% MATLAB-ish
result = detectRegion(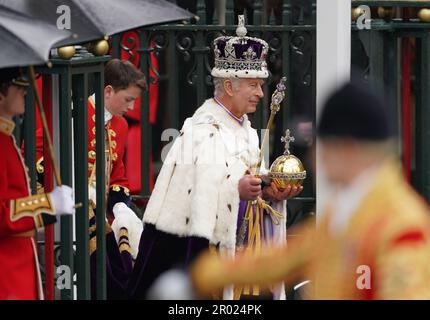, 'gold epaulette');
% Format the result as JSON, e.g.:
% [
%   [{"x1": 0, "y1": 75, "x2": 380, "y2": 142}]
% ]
[{"x1": 0, "y1": 117, "x2": 15, "y2": 136}]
